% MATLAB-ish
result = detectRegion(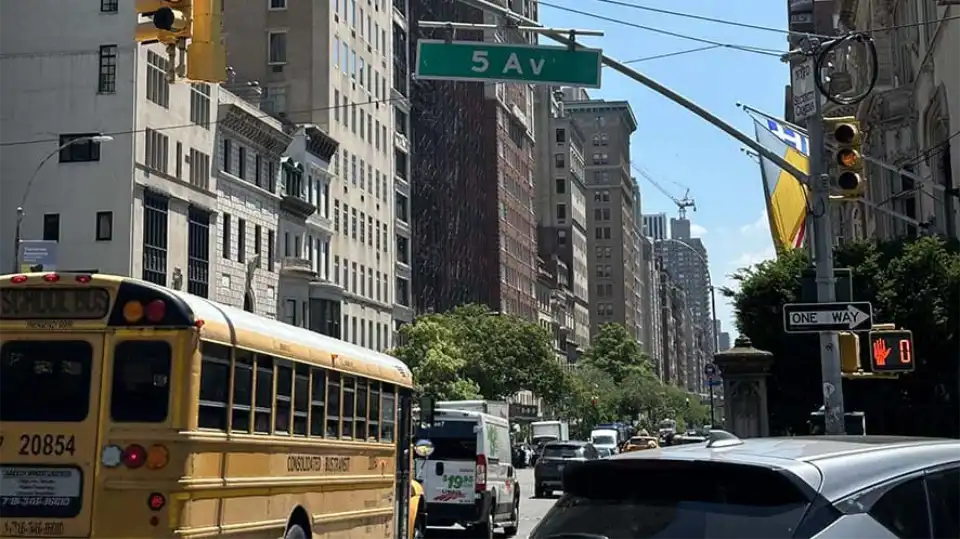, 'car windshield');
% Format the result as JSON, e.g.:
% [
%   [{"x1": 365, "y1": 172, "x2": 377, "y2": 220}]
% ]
[
  {"x1": 530, "y1": 459, "x2": 813, "y2": 539},
  {"x1": 592, "y1": 435, "x2": 616, "y2": 446}
]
